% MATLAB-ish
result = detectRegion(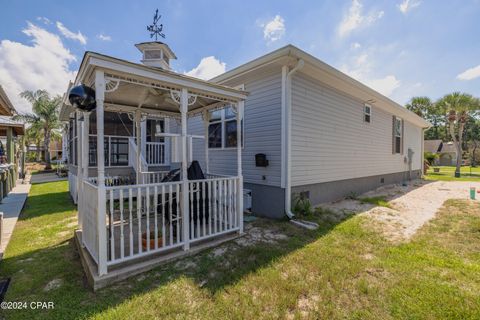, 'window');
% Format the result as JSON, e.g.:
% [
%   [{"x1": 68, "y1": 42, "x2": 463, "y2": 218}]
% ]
[
  {"x1": 208, "y1": 106, "x2": 243, "y2": 149},
  {"x1": 393, "y1": 116, "x2": 403, "y2": 154},
  {"x1": 364, "y1": 104, "x2": 371, "y2": 123},
  {"x1": 144, "y1": 50, "x2": 161, "y2": 59},
  {"x1": 110, "y1": 137, "x2": 129, "y2": 166}
]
